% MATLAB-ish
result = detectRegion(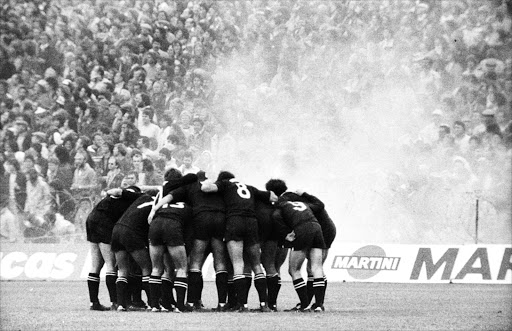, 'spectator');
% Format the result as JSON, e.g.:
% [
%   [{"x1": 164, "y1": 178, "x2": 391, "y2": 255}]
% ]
[
  {"x1": 23, "y1": 169, "x2": 52, "y2": 238},
  {"x1": 100, "y1": 156, "x2": 124, "y2": 192},
  {"x1": 70, "y1": 151, "x2": 97, "y2": 197},
  {"x1": 453, "y1": 121, "x2": 471, "y2": 154},
  {"x1": 137, "y1": 107, "x2": 160, "y2": 143},
  {"x1": 188, "y1": 118, "x2": 210, "y2": 156},
  {"x1": 177, "y1": 150, "x2": 200, "y2": 175}
]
